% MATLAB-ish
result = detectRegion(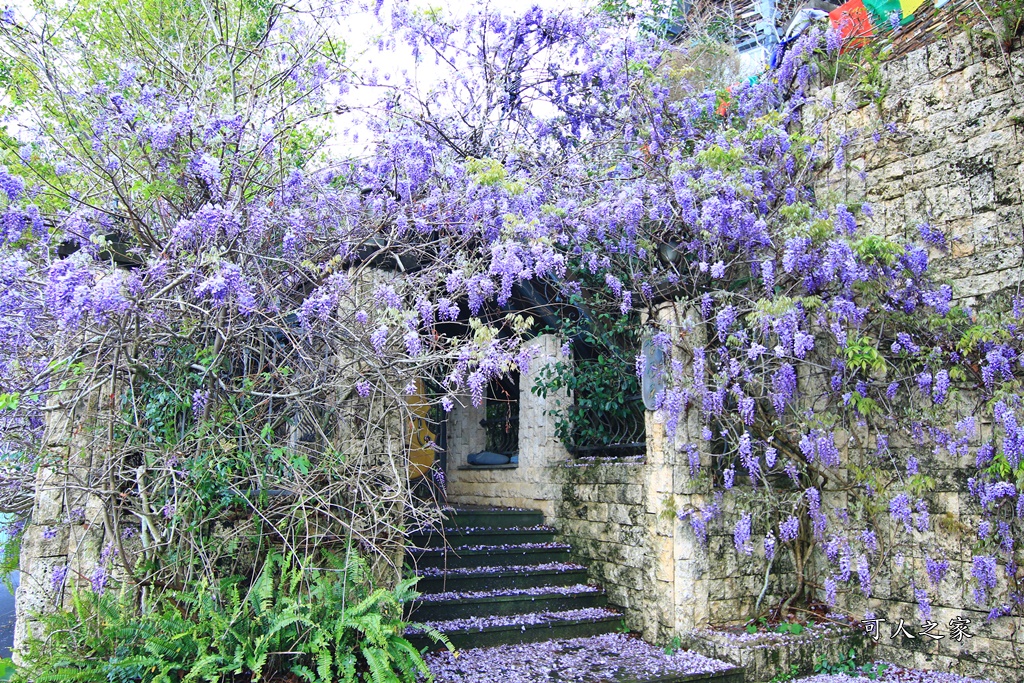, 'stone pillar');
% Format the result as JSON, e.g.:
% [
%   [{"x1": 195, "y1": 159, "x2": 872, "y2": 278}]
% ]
[
  {"x1": 445, "y1": 398, "x2": 487, "y2": 472},
  {"x1": 519, "y1": 334, "x2": 569, "y2": 469},
  {"x1": 644, "y1": 301, "x2": 711, "y2": 642},
  {"x1": 516, "y1": 334, "x2": 570, "y2": 520},
  {"x1": 15, "y1": 384, "x2": 111, "y2": 657}
]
